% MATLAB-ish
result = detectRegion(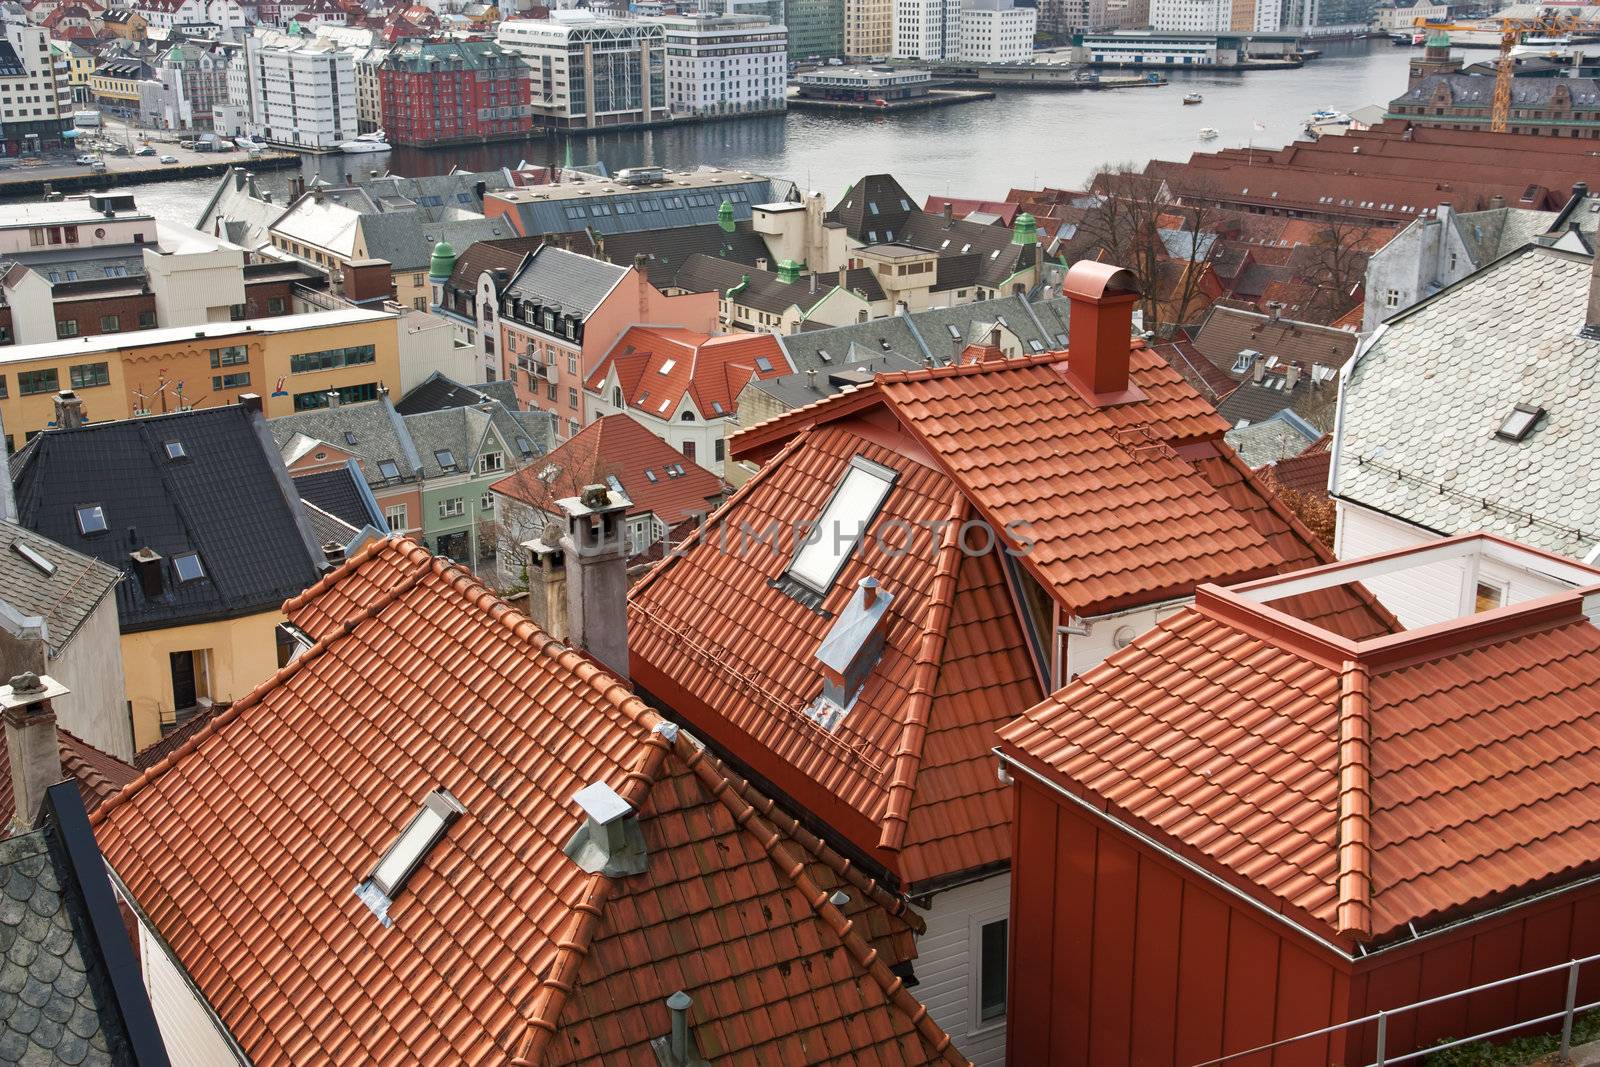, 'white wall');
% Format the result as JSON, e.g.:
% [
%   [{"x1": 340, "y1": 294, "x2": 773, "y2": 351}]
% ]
[
  {"x1": 141, "y1": 922, "x2": 244, "y2": 1066},
  {"x1": 913, "y1": 871, "x2": 1010, "y2": 1067},
  {"x1": 1062, "y1": 597, "x2": 1191, "y2": 681},
  {"x1": 50, "y1": 597, "x2": 132, "y2": 762}
]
